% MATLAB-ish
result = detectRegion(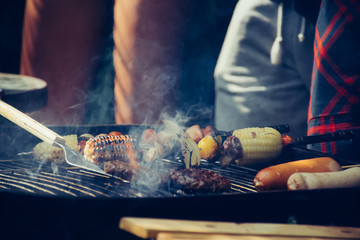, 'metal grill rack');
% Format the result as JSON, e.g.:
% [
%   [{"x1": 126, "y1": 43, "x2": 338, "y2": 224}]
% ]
[{"x1": 0, "y1": 156, "x2": 258, "y2": 198}]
